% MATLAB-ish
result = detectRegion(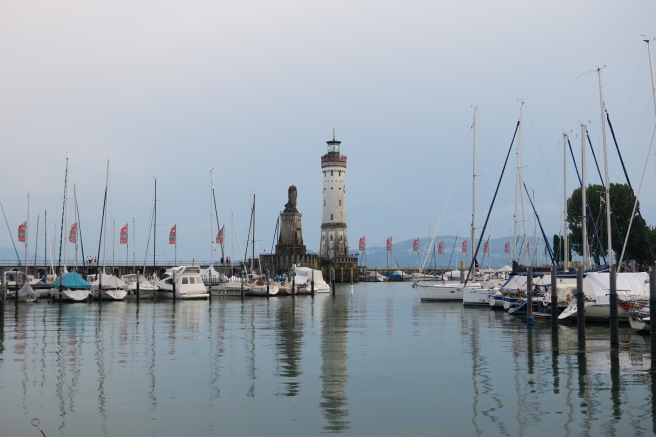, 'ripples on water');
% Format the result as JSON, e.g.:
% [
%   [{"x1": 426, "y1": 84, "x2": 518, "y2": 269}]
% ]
[{"x1": 0, "y1": 282, "x2": 655, "y2": 436}]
